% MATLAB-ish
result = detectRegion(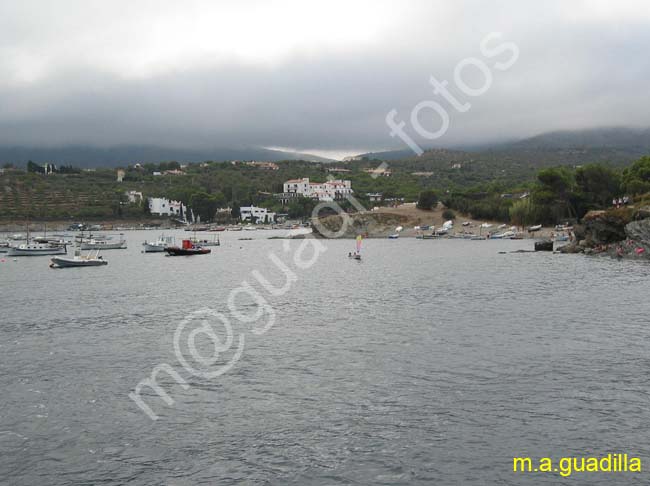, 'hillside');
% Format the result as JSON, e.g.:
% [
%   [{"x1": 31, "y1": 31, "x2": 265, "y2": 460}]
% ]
[
  {"x1": 0, "y1": 145, "x2": 333, "y2": 168},
  {"x1": 360, "y1": 127, "x2": 650, "y2": 164},
  {"x1": 348, "y1": 127, "x2": 650, "y2": 188}
]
